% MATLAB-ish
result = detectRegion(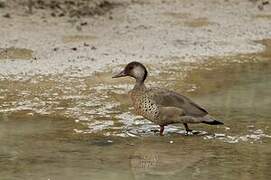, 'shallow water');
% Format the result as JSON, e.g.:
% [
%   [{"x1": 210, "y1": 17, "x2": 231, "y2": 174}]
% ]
[{"x1": 1, "y1": 51, "x2": 271, "y2": 179}]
